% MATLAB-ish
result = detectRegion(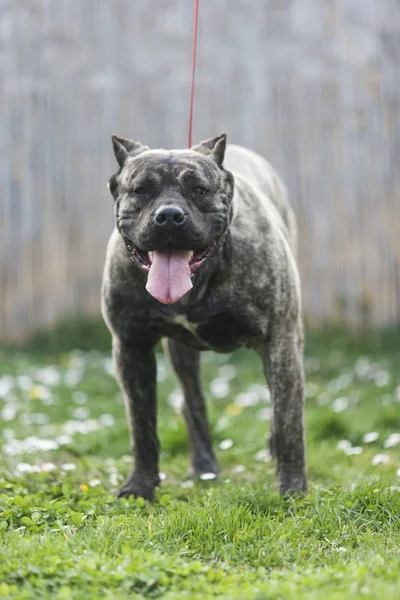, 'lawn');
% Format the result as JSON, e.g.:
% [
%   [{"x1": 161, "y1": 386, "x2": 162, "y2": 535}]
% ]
[{"x1": 0, "y1": 329, "x2": 400, "y2": 599}]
